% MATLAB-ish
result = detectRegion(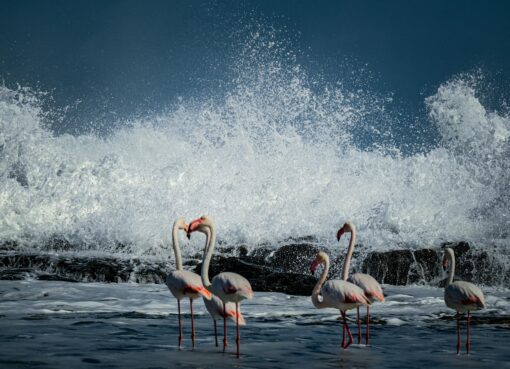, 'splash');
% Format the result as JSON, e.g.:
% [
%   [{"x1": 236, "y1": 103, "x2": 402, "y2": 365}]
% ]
[{"x1": 0, "y1": 36, "x2": 509, "y2": 259}]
